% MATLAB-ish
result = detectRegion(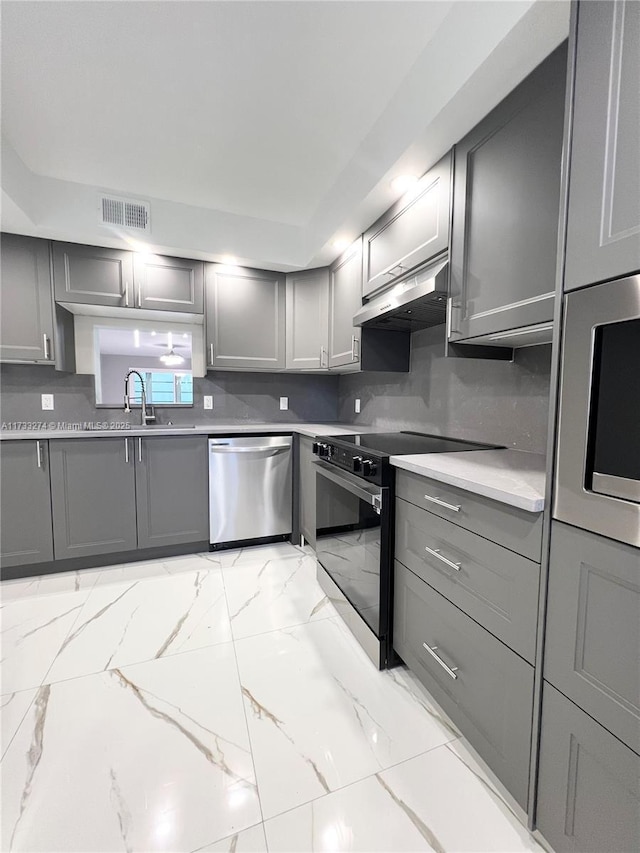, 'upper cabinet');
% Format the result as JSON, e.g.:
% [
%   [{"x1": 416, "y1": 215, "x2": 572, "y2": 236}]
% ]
[
  {"x1": 362, "y1": 153, "x2": 451, "y2": 298},
  {"x1": 53, "y1": 242, "x2": 134, "y2": 308},
  {"x1": 133, "y1": 253, "x2": 204, "y2": 313},
  {"x1": 205, "y1": 264, "x2": 286, "y2": 370},
  {"x1": 1, "y1": 234, "x2": 55, "y2": 363},
  {"x1": 328, "y1": 238, "x2": 362, "y2": 369},
  {"x1": 448, "y1": 44, "x2": 567, "y2": 346},
  {"x1": 53, "y1": 242, "x2": 204, "y2": 313},
  {"x1": 285, "y1": 268, "x2": 330, "y2": 370},
  {"x1": 564, "y1": 0, "x2": 640, "y2": 290}
]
